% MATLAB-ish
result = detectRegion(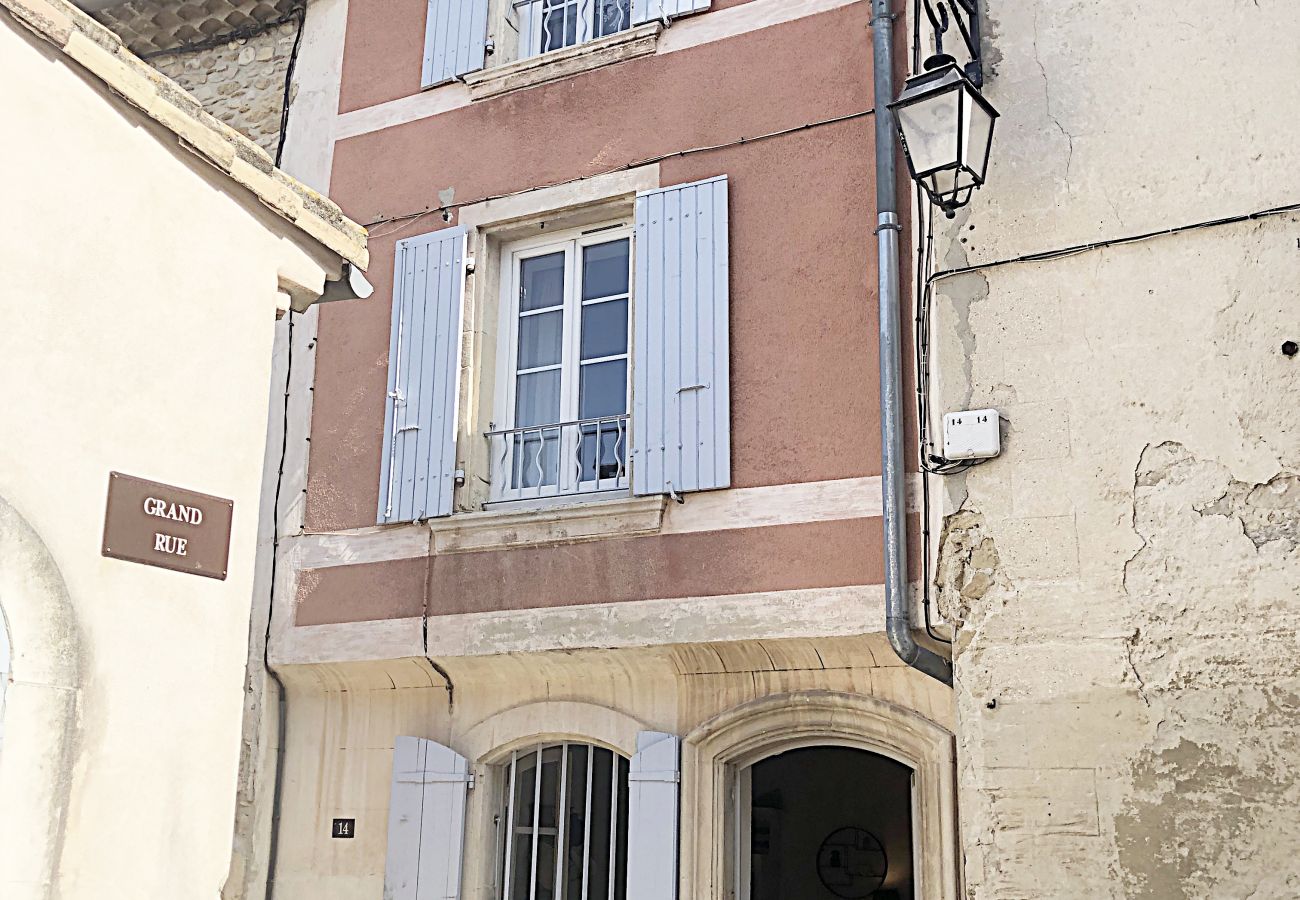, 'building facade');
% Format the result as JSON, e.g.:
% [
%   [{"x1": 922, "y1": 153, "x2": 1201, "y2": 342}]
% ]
[
  {"x1": 927, "y1": 1, "x2": 1300, "y2": 896},
  {"x1": 56, "y1": 0, "x2": 1300, "y2": 897},
  {"x1": 0, "y1": 1, "x2": 366, "y2": 897},
  {"x1": 247, "y1": 1, "x2": 957, "y2": 899}
]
